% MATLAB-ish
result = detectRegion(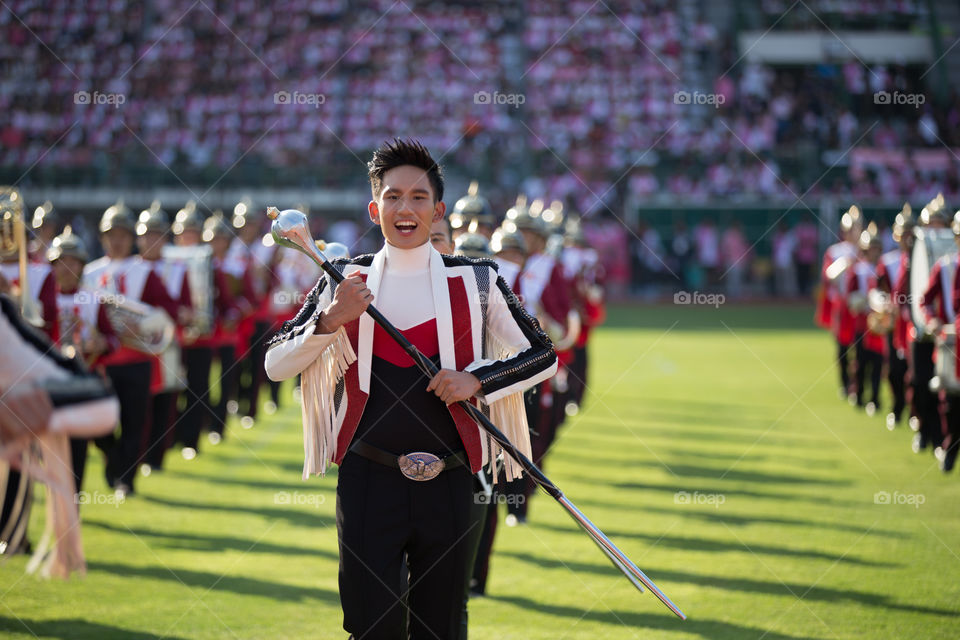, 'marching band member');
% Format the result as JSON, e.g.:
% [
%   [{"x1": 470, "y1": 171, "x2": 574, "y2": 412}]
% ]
[
  {"x1": 82, "y1": 201, "x2": 179, "y2": 496},
  {"x1": 136, "y1": 202, "x2": 191, "y2": 472},
  {"x1": 912, "y1": 199, "x2": 951, "y2": 454},
  {"x1": 1, "y1": 208, "x2": 56, "y2": 335},
  {"x1": 29, "y1": 201, "x2": 60, "y2": 263},
  {"x1": 504, "y1": 198, "x2": 573, "y2": 525},
  {"x1": 44, "y1": 228, "x2": 118, "y2": 494},
  {"x1": 430, "y1": 216, "x2": 454, "y2": 254},
  {"x1": 449, "y1": 181, "x2": 495, "y2": 241},
  {"x1": 176, "y1": 211, "x2": 242, "y2": 453},
  {"x1": 927, "y1": 211, "x2": 960, "y2": 472},
  {"x1": 491, "y1": 227, "x2": 526, "y2": 291},
  {"x1": 227, "y1": 200, "x2": 278, "y2": 425},
  {"x1": 564, "y1": 220, "x2": 606, "y2": 414},
  {"x1": 265, "y1": 139, "x2": 556, "y2": 639},
  {"x1": 816, "y1": 206, "x2": 862, "y2": 399},
  {"x1": 846, "y1": 225, "x2": 885, "y2": 415},
  {"x1": 876, "y1": 205, "x2": 914, "y2": 429}
]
